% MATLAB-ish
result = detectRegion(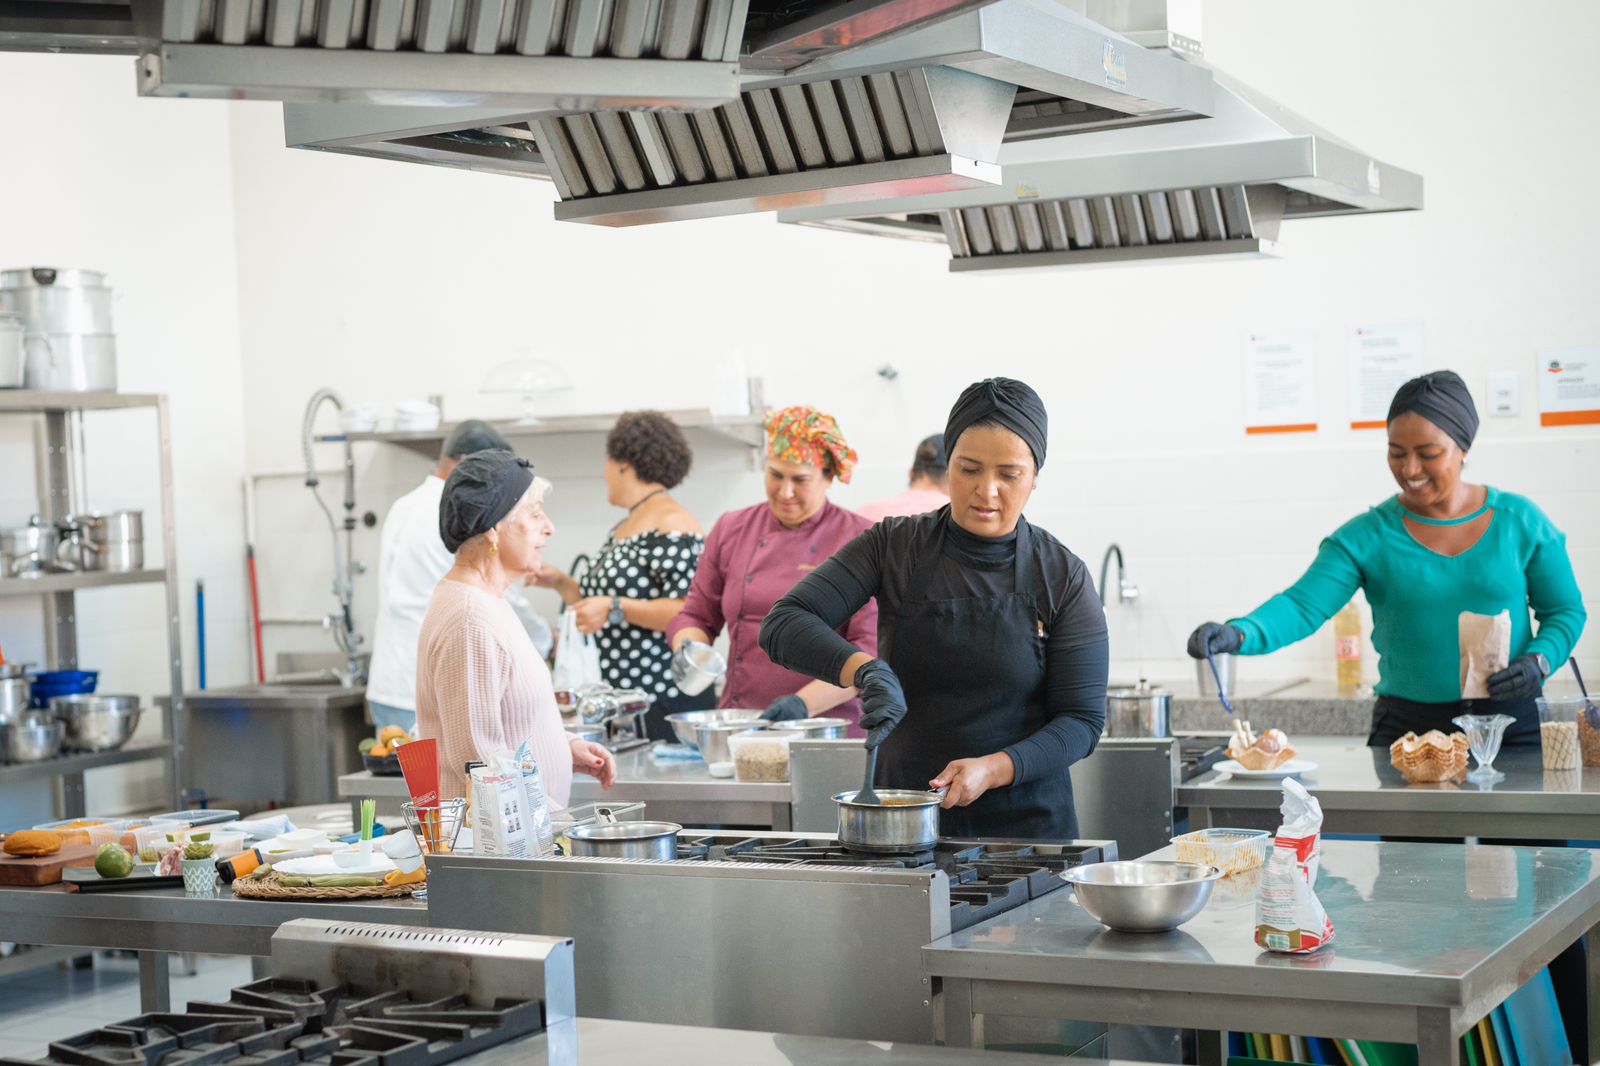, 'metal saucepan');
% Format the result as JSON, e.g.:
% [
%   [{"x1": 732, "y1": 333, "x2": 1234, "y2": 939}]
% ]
[
  {"x1": 0, "y1": 313, "x2": 22, "y2": 388},
  {"x1": 69, "y1": 511, "x2": 144, "y2": 572},
  {"x1": 832, "y1": 788, "x2": 946, "y2": 853},
  {"x1": 0, "y1": 676, "x2": 30, "y2": 726},
  {"x1": 565, "y1": 820, "x2": 682, "y2": 860},
  {"x1": 1105, "y1": 681, "x2": 1171, "y2": 738}
]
